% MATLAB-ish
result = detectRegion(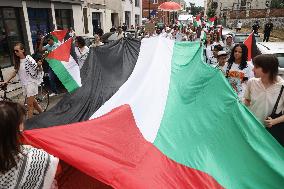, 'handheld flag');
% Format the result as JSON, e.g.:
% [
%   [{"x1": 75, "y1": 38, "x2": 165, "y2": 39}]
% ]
[
  {"x1": 50, "y1": 29, "x2": 68, "y2": 43},
  {"x1": 46, "y1": 38, "x2": 81, "y2": 93},
  {"x1": 244, "y1": 32, "x2": 258, "y2": 61}
]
